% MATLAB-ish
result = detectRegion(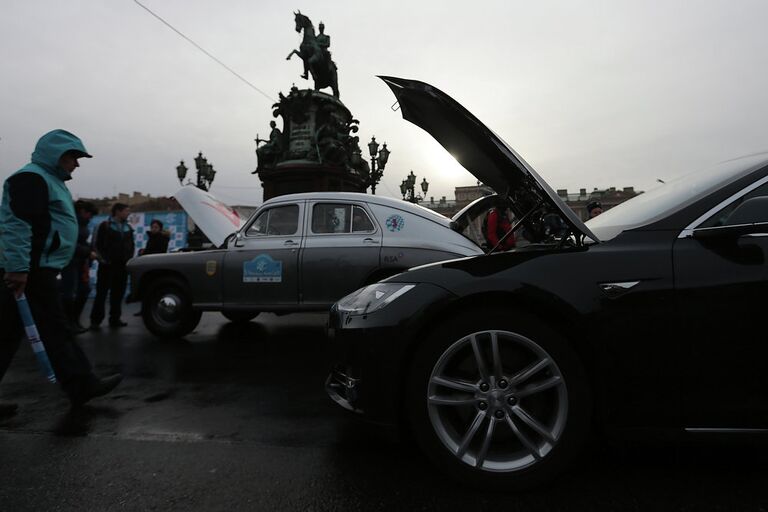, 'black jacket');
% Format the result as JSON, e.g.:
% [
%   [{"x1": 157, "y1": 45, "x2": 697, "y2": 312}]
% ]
[
  {"x1": 67, "y1": 215, "x2": 93, "y2": 269},
  {"x1": 94, "y1": 219, "x2": 134, "y2": 266},
  {"x1": 143, "y1": 231, "x2": 170, "y2": 255}
]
